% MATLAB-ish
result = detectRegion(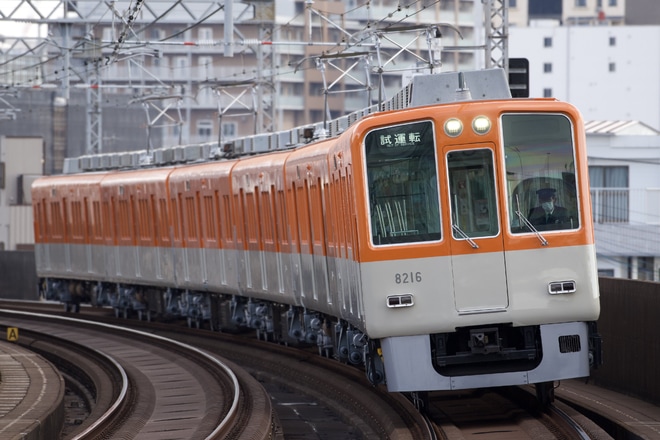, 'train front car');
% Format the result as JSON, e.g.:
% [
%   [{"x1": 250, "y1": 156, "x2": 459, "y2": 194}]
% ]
[{"x1": 350, "y1": 94, "x2": 600, "y2": 401}]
